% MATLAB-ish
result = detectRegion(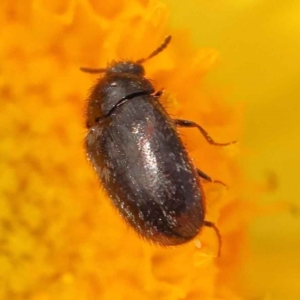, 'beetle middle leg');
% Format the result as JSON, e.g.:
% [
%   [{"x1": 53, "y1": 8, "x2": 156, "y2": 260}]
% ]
[
  {"x1": 197, "y1": 168, "x2": 227, "y2": 188},
  {"x1": 174, "y1": 119, "x2": 236, "y2": 146}
]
